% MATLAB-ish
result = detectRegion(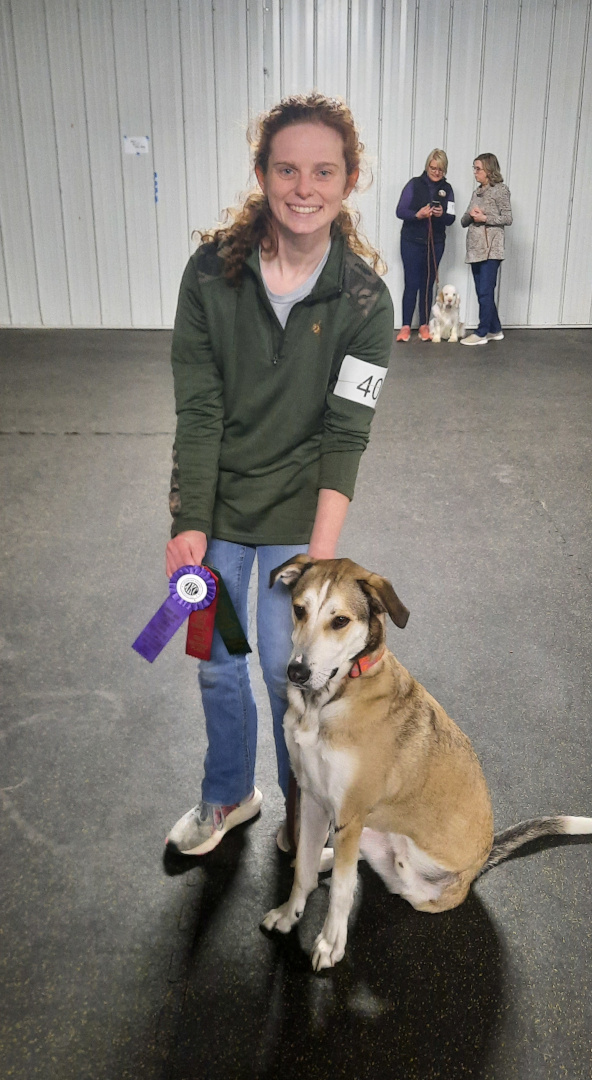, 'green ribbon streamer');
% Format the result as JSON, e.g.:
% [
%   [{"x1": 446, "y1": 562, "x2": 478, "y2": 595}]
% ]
[{"x1": 205, "y1": 564, "x2": 252, "y2": 655}]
